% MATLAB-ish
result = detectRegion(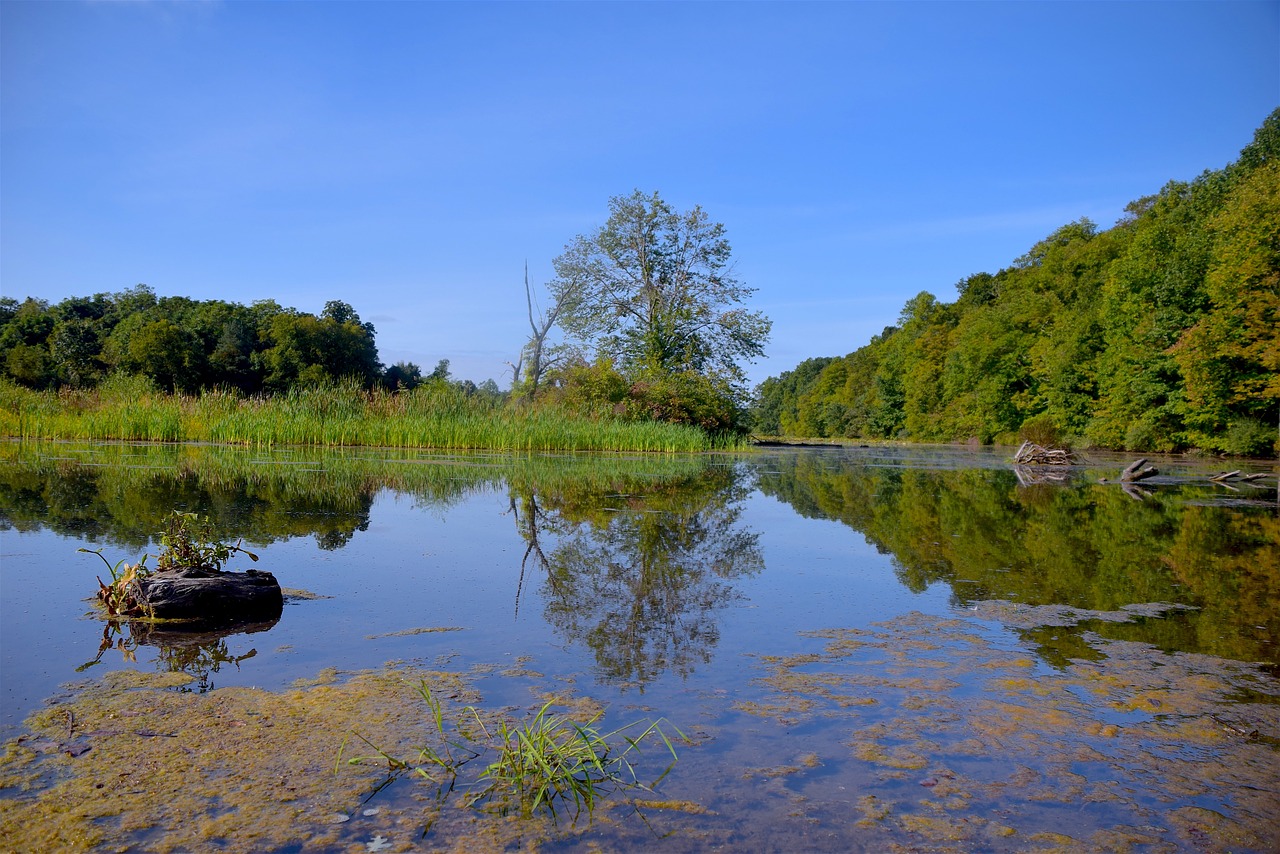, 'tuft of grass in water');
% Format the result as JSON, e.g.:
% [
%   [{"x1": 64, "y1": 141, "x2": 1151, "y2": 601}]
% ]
[{"x1": 341, "y1": 681, "x2": 683, "y2": 824}]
